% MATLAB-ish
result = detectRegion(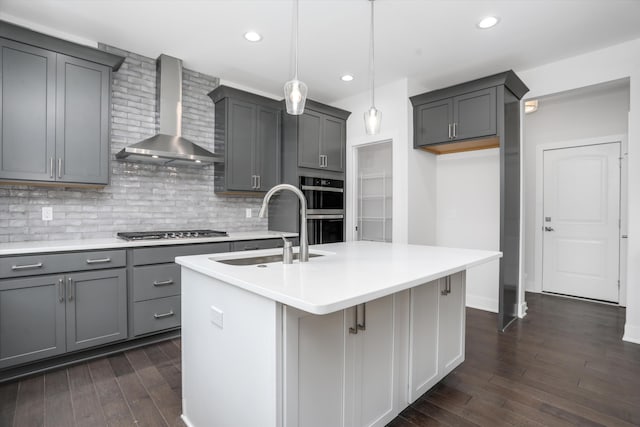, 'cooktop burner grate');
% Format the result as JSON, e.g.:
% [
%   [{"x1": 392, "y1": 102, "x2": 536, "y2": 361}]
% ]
[{"x1": 117, "y1": 229, "x2": 228, "y2": 241}]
